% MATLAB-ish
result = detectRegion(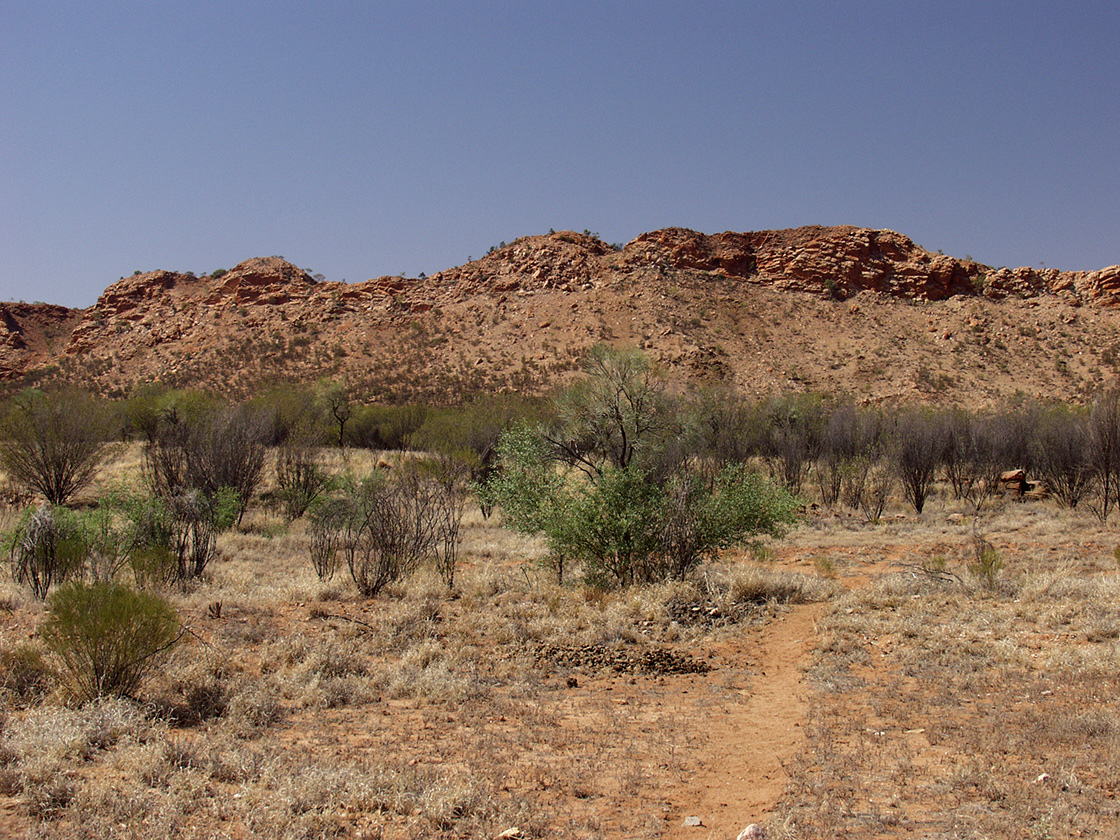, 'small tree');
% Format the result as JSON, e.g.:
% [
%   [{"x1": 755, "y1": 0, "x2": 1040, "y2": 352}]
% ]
[
  {"x1": 547, "y1": 345, "x2": 682, "y2": 477},
  {"x1": 0, "y1": 389, "x2": 111, "y2": 505},
  {"x1": 144, "y1": 403, "x2": 267, "y2": 523},
  {"x1": 320, "y1": 381, "x2": 352, "y2": 449},
  {"x1": 1089, "y1": 388, "x2": 1120, "y2": 521},
  {"x1": 1032, "y1": 405, "x2": 1093, "y2": 508},
  {"x1": 892, "y1": 410, "x2": 949, "y2": 514},
  {"x1": 40, "y1": 581, "x2": 180, "y2": 701},
  {"x1": 758, "y1": 394, "x2": 825, "y2": 496}
]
